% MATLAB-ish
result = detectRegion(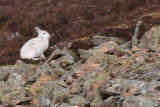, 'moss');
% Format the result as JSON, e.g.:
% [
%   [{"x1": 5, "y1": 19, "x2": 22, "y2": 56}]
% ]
[
  {"x1": 75, "y1": 37, "x2": 91, "y2": 44},
  {"x1": 90, "y1": 97, "x2": 103, "y2": 107},
  {"x1": 59, "y1": 80, "x2": 68, "y2": 88},
  {"x1": 95, "y1": 71, "x2": 107, "y2": 82},
  {"x1": 28, "y1": 86, "x2": 42, "y2": 93},
  {"x1": 68, "y1": 49, "x2": 80, "y2": 61},
  {"x1": 123, "y1": 85, "x2": 129, "y2": 93}
]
